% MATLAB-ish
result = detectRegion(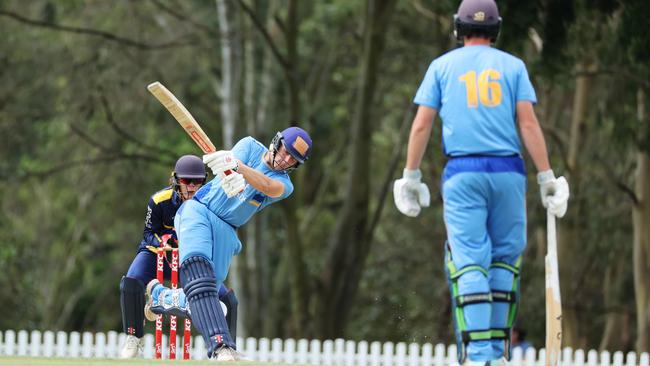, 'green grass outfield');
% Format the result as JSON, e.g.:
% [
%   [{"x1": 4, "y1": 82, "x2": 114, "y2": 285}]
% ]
[{"x1": 0, "y1": 357, "x2": 299, "y2": 366}]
